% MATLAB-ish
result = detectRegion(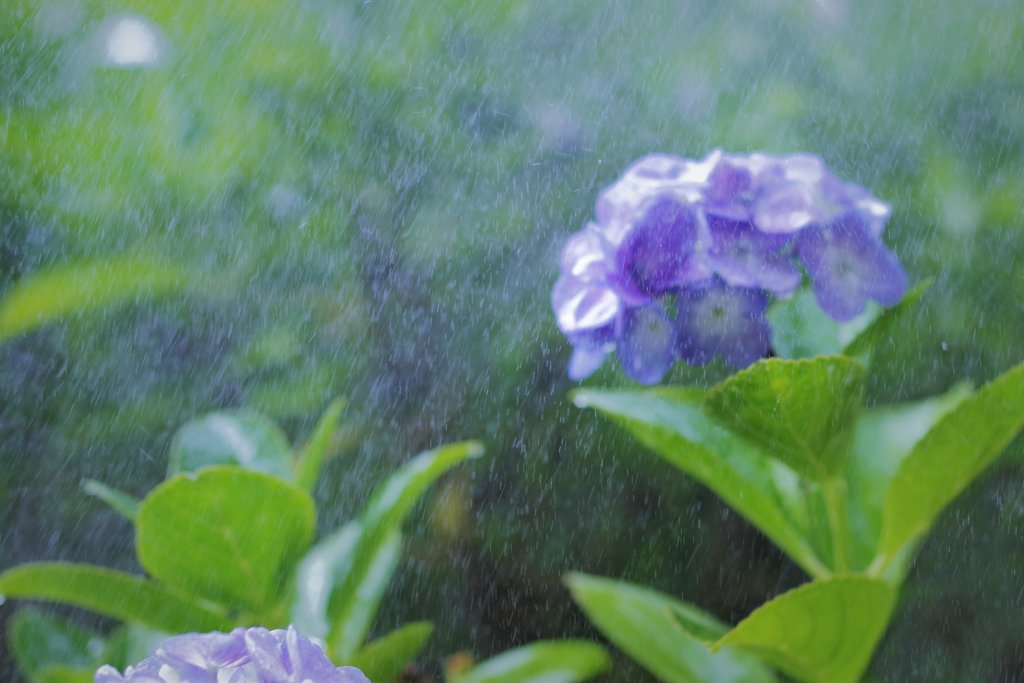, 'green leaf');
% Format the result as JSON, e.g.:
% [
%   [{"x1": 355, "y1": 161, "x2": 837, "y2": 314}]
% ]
[
  {"x1": 566, "y1": 573, "x2": 775, "y2": 683},
  {"x1": 8, "y1": 609, "x2": 99, "y2": 679},
  {"x1": 768, "y1": 289, "x2": 879, "y2": 360},
  {"x1": 573, "y1": 389, "x2": 827, "y2": 578},
  {"x1": 245, "y1": 369, "x2": 338, "y2": 420},
  {"x1": 713, "y1": 577, "x2": 896, "y2": 683},
  {"x1": 767, "y1": 283, "x2": 929, "y2": 364},
  {"x1": 101, "y1": 624, "x2": 168, "y2": 672},
  {"x1": 457, "y1": 640, "x2": 610, "y2": 683},
  {"x1": 325, "y1": 528, "x2": 402, "y2": 661},
  {"x1": 35, "y1": 667, "x2": 95, "y2": 683},
  {"x1": 350, "y1": 621, "x2": 434, "y2": 683},
  {"x1": 877, "y1": 361, "x2": 1024, "y2": 565},
  {"x1": 82, "y1": 479, "x2": 140, "y2": 521},
  {"x1": 136, "y1": 467, "x2": 315, "y2": 613},
  {"x1": 845, "y1": 384, "x2": 972, "y2": 570},
  {"x1": 0, "y1": 563, "x2": 231, "y2": 633},
  {"x1": 167, "y1": 411, "x2": 294, "y2": 481},
  {"x1": 703, "y1": 357, "x2": 866, "y2": 480},
  {"x1": 292, "y1": 522, "x2": 362, "y2": 639},
  {"x1": 326, "y1": 441, "x2": 484, "y2": 658},
  {"x1": 0, "y1": 256, "x2": 193, "y2": 344},
  {"x1": 295, "y1": 398, "x2": 346, "y2": 491},
  {"x1": 843, "y1": 280, "x2": 931, "y2": 362}
]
